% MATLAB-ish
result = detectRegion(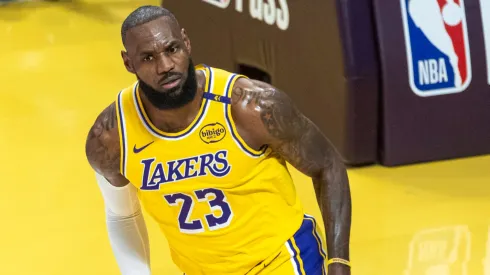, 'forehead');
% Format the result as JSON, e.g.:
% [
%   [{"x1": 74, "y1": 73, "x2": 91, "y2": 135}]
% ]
[{"x1": 126, "y1": 17, "x2": 180, "y2": 52}]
